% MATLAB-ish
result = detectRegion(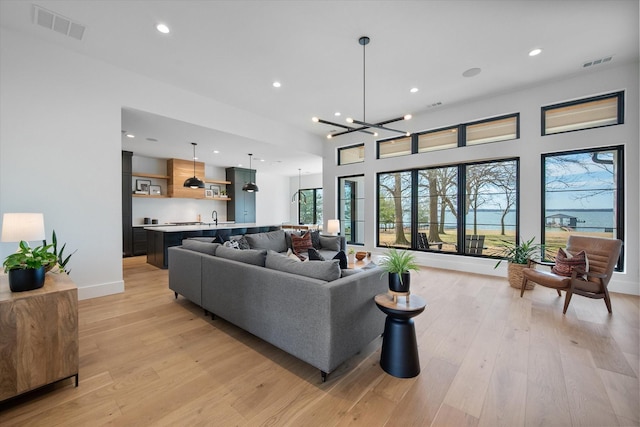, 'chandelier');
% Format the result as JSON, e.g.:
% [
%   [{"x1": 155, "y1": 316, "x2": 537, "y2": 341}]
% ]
[{"x1": 313, "y1": 36, "x2": 412, "y2": 139}]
